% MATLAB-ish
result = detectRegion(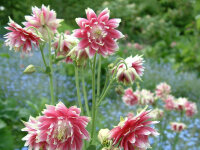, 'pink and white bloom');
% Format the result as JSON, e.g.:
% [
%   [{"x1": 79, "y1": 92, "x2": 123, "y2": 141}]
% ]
[
  {"x1": 22, "y1": 116, "x2": 48, "y2": 150},
  {"x1": 135, "y1": 89, "x2": 155, "y2": 105},
  {"x1": 184, "y1": 101, "x2": 197, "y2": 117},
  {"x1": 24, "y1": 5, "x2": 63, "y2": 39},
  {"x1": 156, "y1": 82, "x2": 171, "y2": 100},
  {"x1": 110, "y1": 109, "x2": 159, "y2": 150},
  {"x1": 122, "y1": 88, "x2": 138, "y2": 106},
  {"x1": 175, "y1": 97, "x2": 188, "y2": 111},
  {"x1": 4, "y1": 18, "x2": 41, "y2": 53},
  {"x1": 52, "y1": 33, "x2": 79, "y2": 63},
  {"x1": 171, "y1": 122, "x2": 186, "y2": 132},
  {"x1": 115, "y1": 55, "x2": 144, "y2": 85},
  {"x1": 164, "y1": 95, "x2": 176, "y2": 110},
  {"x1": 38, "y1": 102, "x2": 90, "y2": 150},
  {"x1": 121, "y1": 55, "x2": 145, "y2": 76},
  {"x1": 74, "y1": 8, "x2": 124, "y2": 57}
]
